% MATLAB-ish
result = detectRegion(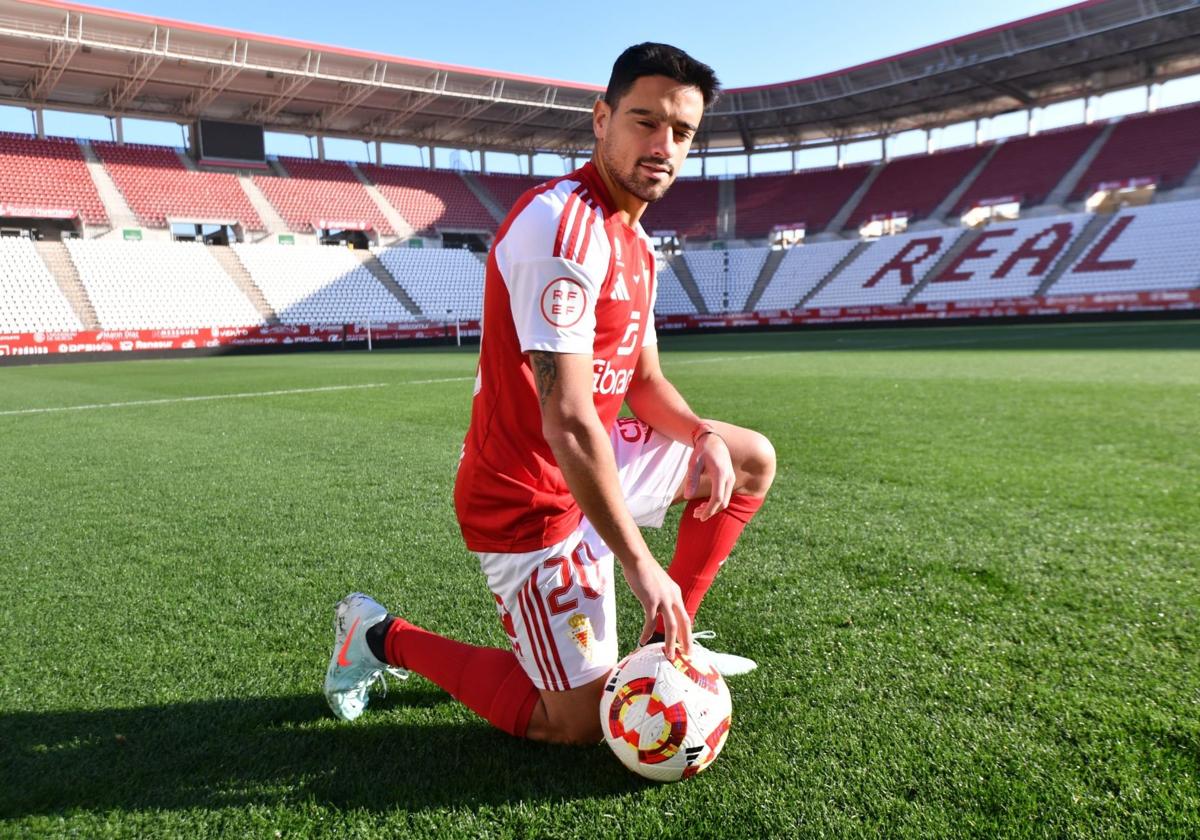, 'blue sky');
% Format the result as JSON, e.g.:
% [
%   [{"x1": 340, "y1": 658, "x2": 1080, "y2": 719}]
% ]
[{"x1": 2, "y1": 0, "x2": 1198, "y2": 175}]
